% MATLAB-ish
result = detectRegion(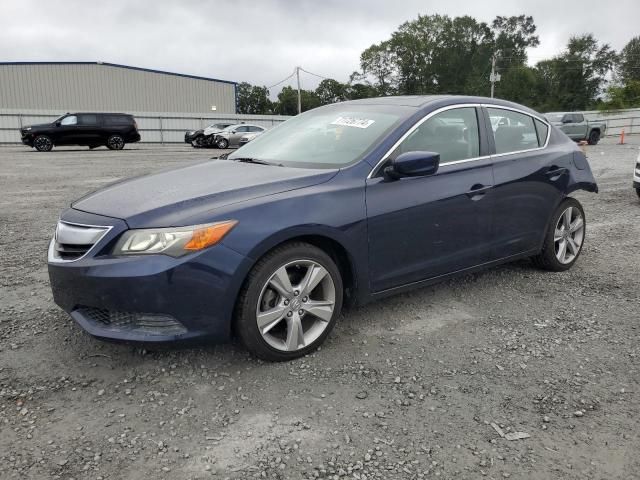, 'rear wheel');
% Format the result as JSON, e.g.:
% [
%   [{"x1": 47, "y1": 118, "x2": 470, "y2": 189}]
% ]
[
  {"x1": 107, "y1": 134, "x2": 125, "y2": 150},
  {"x1": 587, "y1": 130, "x2": 600, "y2": 145},
  {"x1": 235, "y1": 242, "x2": 343, "y2": 361},
  {"x1": 34, "y1": 135, "x2": 53, "y2": 152},
  {"x1": 532, "y1": 198, "x2": 586, "y2": 271}
]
